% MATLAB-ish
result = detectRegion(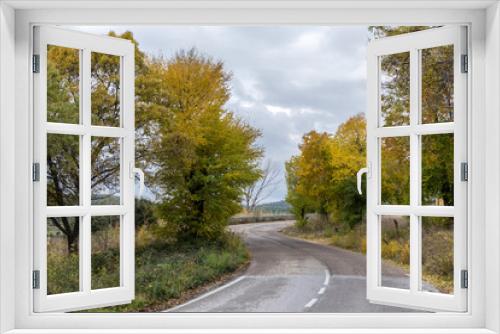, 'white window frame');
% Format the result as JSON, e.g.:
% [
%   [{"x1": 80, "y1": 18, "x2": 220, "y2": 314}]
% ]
[
  {"x1": 365, "y1": 26, "x2": 468, "y2": 312},
  {"x1": 0, "y1": 1, "x2": 499, "y2": 333},
  {"x1": 32, "y1": 25, "x2": 136, "y2": 312}
]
